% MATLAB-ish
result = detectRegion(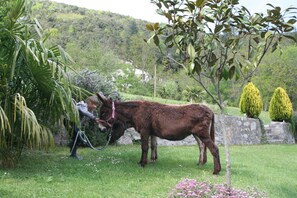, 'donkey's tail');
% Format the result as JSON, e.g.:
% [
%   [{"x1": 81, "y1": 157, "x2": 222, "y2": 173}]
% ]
[{"x1": 210, "y1": 113, "x2": 215, "y2": 142}]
